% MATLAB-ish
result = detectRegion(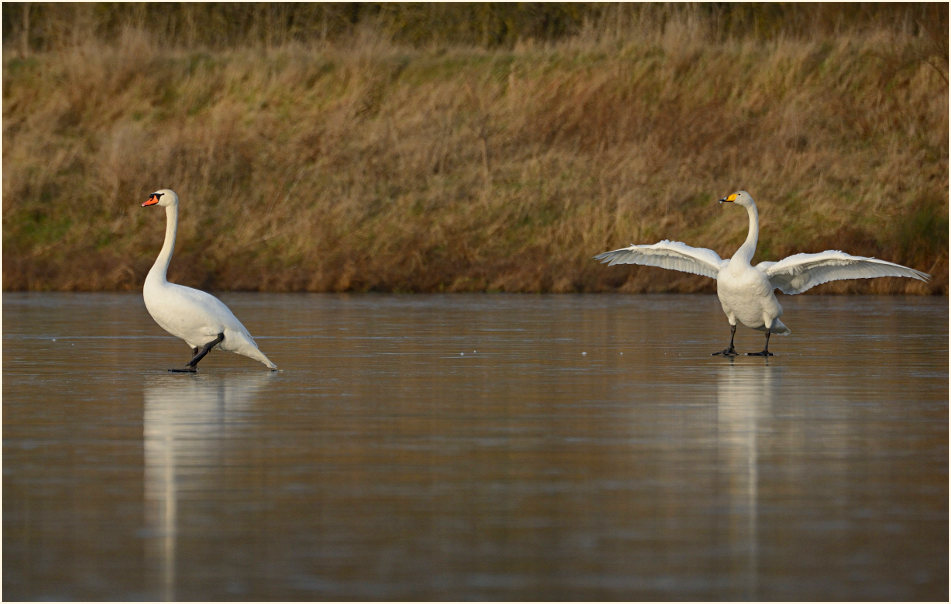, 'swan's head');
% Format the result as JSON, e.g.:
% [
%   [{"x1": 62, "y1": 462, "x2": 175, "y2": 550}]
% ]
[
  {"x1": 142, "y1": 189, "x2": 179, "y2": 208},
  {"x1": 718, "y1": 190, "x2": 755, "y2": 208}
]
